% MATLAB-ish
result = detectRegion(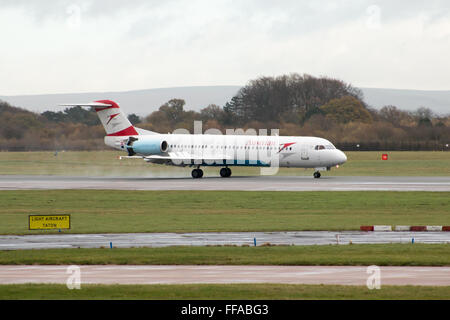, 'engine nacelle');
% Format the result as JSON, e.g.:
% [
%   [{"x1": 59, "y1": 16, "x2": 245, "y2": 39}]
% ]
[{"x1": 126, "y1": 137, "x2": 168, "y2": 156}]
